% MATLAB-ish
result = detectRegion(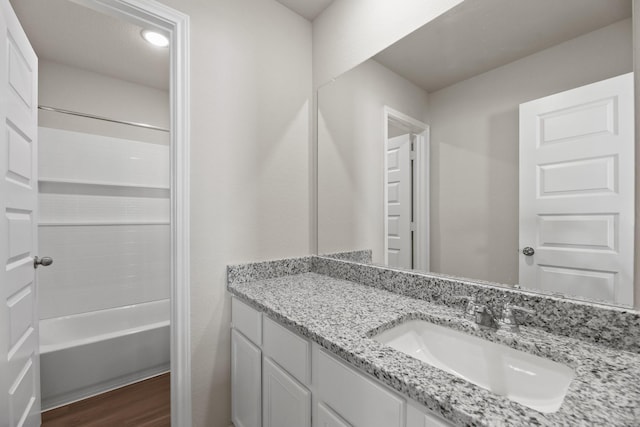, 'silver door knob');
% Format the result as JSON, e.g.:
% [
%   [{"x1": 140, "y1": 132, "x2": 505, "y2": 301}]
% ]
[
  {"x1": 522, "y1": 247, "x2": 535, "y2": 256},
  {"x1": 34, "y1": 256, "x2": 53, "y2": 268}
]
